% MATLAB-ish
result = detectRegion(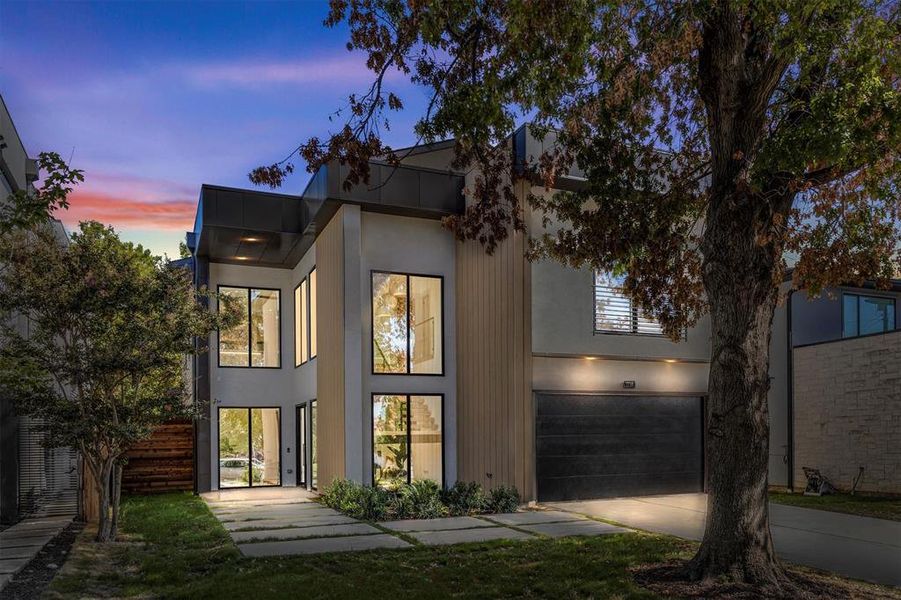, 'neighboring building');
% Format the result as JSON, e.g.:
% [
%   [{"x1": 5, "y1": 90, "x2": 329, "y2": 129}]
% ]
[
  {"x1": 186, "y1": 126, "x2": 901, "y2": 502},
  {"x1": 0, "y1": 95, "x2": 79, "y2": 525},
  {"x1": 768, "y1": 281, "x2": 901, "y2": 493}
]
